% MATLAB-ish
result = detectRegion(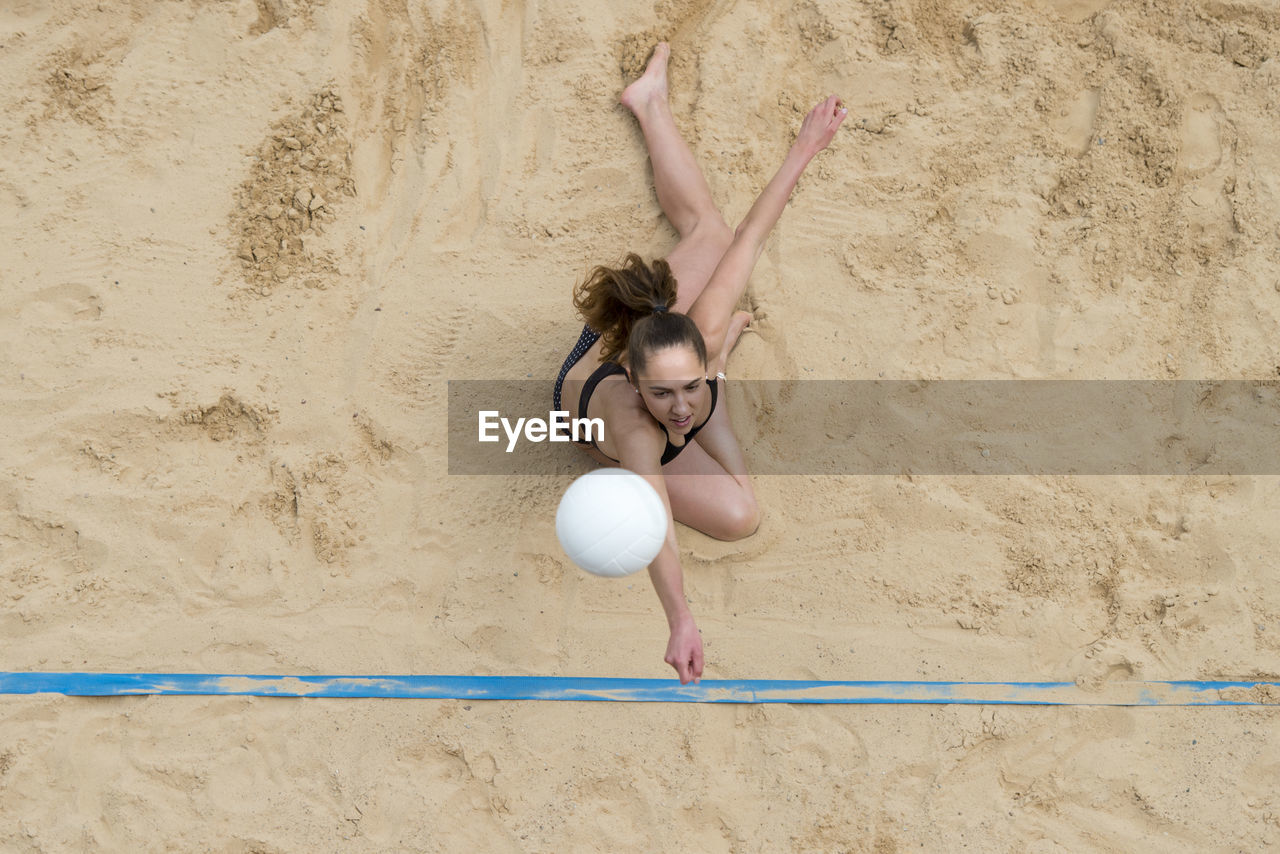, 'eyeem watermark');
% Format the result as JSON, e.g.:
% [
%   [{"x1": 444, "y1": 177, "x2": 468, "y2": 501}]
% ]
[
  {"x1": 478, "y1": 410, "x2": 603, "y2": 453},
  {"x1": 449, "y1": 379, "x2": 1280, "y2": 474}
]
